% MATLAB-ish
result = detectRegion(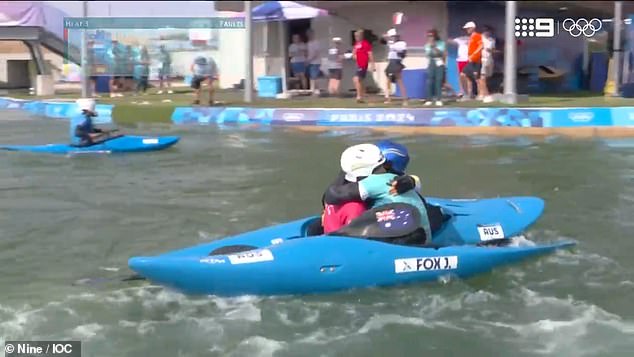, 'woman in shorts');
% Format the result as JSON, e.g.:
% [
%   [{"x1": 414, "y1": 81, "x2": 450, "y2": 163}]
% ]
[
  {"x1": 288, "y1": 33, "x2": 308, "y2": 89},
  {"x1": 383, "y1": 28, "x2": 408, "y2": 106},
  {"x1": 327, "y1": 37, "x2": 344, "y2": 95}
]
